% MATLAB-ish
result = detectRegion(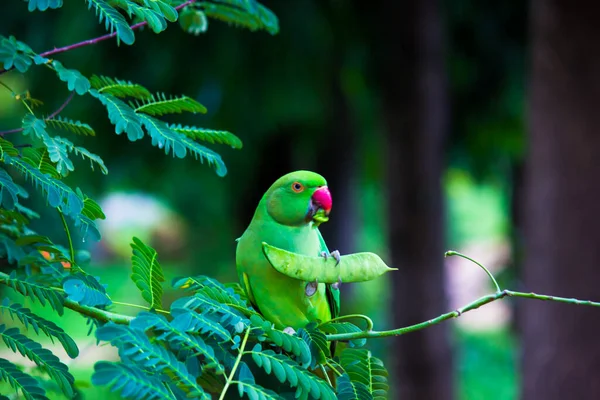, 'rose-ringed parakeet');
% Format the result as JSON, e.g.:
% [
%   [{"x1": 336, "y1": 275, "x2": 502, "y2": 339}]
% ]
[{"x1": 235, "y1": 171, "x2": 341, "y2": 334}]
